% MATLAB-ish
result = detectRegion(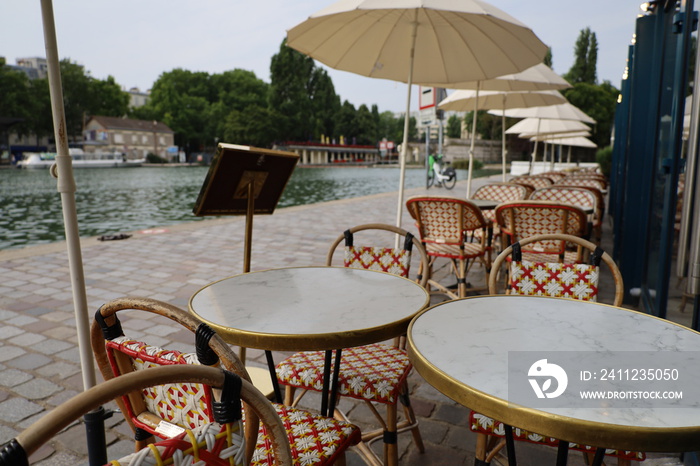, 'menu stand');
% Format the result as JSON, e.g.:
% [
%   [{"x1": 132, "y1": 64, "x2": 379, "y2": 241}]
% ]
[
  {"x1": 193, "y1": 143, "x2": 299, "y2": 401},
  {"x1": 193, "y1": 143, "x2": 299, "y2": 273}
]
